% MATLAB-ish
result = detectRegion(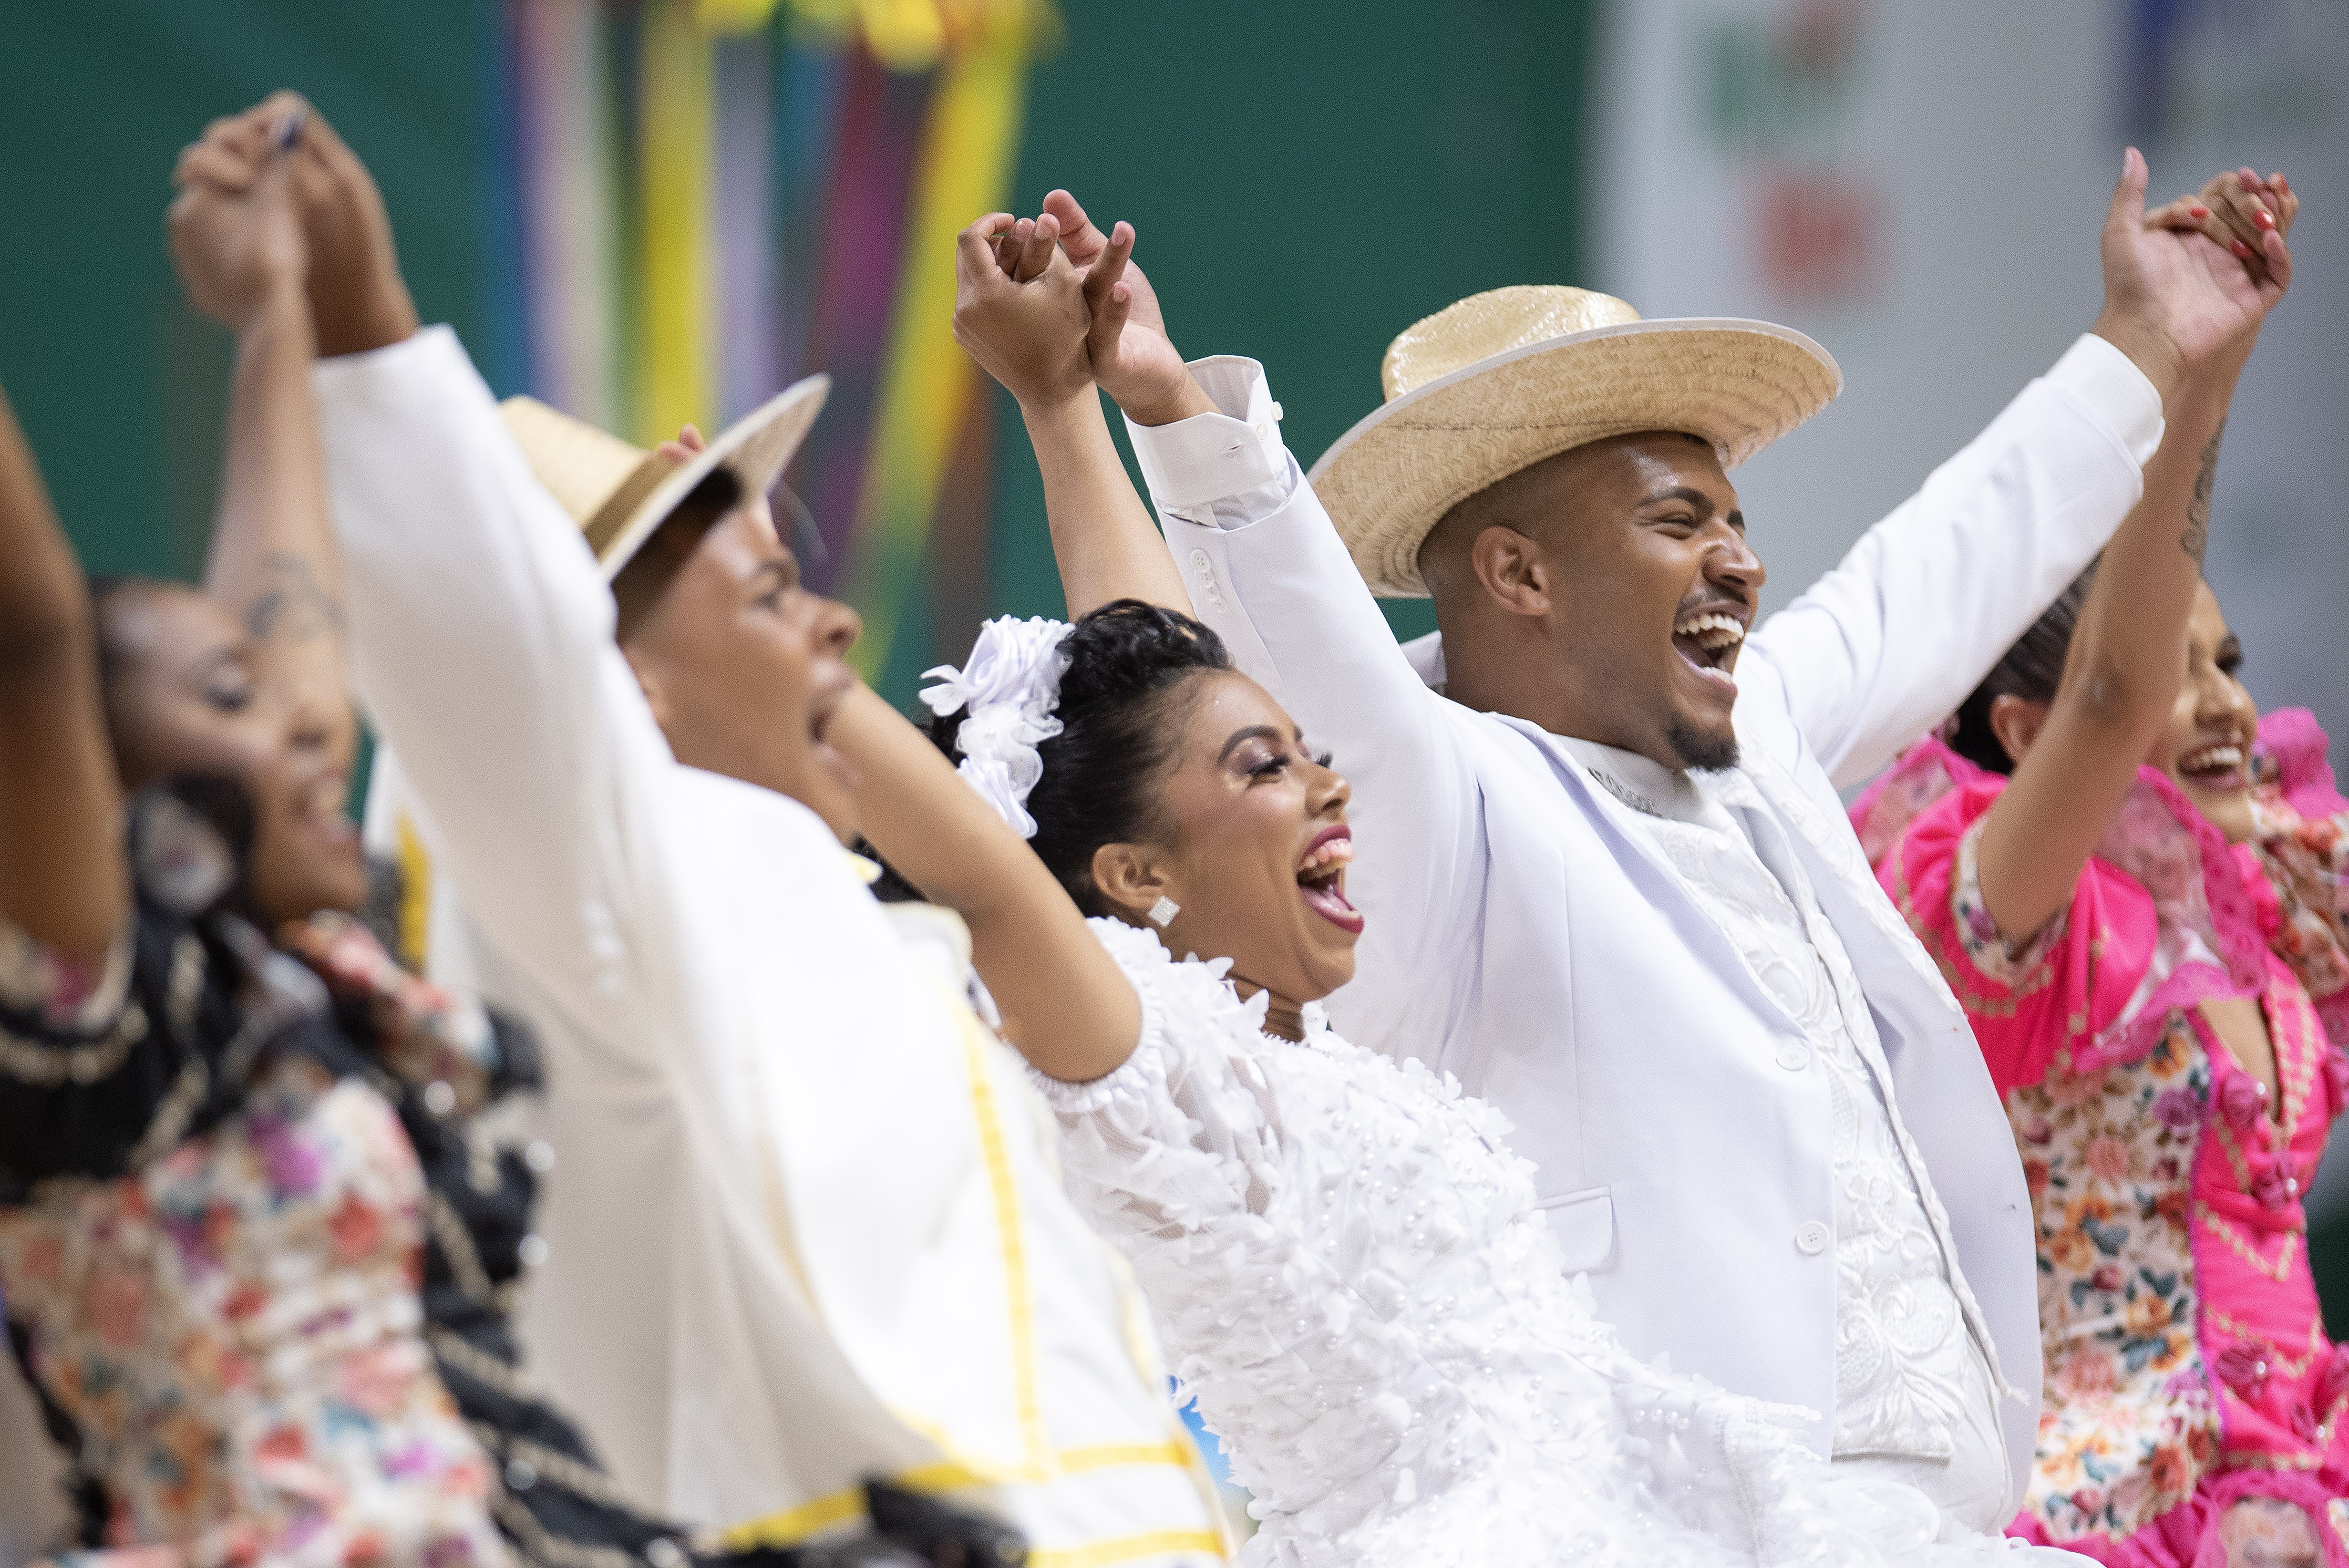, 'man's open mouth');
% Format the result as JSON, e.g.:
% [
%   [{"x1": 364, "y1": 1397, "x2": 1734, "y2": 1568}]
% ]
[
  {"x1": 1296, "y1": 824, "x2": 1363, "y2": 934},
  {"x1": 1671, "y1": 610, "x2": 1745, "y2": 689},
  {"x1": 2177, "y1": 741, "x2": 2247, "y2": 792}
]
